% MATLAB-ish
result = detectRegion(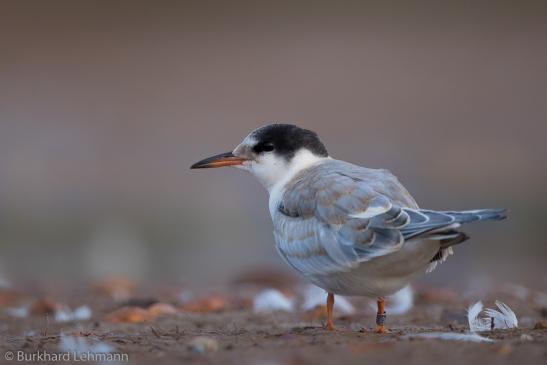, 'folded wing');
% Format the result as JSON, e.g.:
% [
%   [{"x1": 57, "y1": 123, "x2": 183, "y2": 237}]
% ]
[{"x1": 274, "y1": 160, "x2": 418, "y2": 275}]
